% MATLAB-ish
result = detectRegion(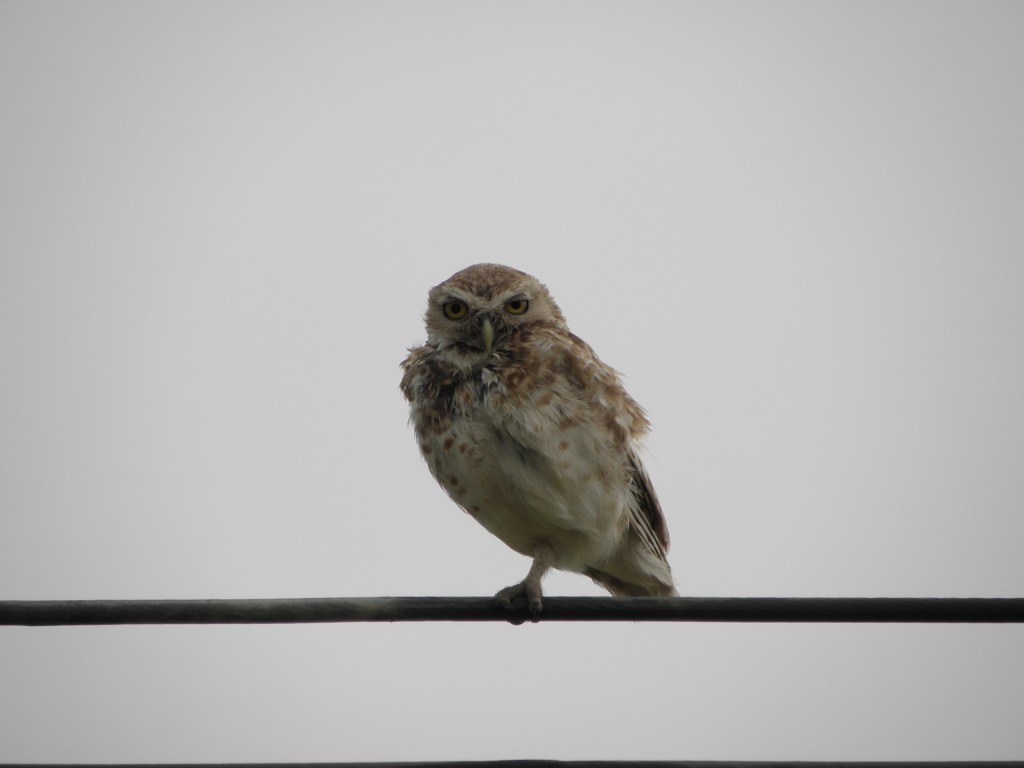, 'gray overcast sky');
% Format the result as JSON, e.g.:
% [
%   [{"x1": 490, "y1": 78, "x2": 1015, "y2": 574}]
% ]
[{"x1": 1, "y1": 1, "x2": 1023, "y2": 763}]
